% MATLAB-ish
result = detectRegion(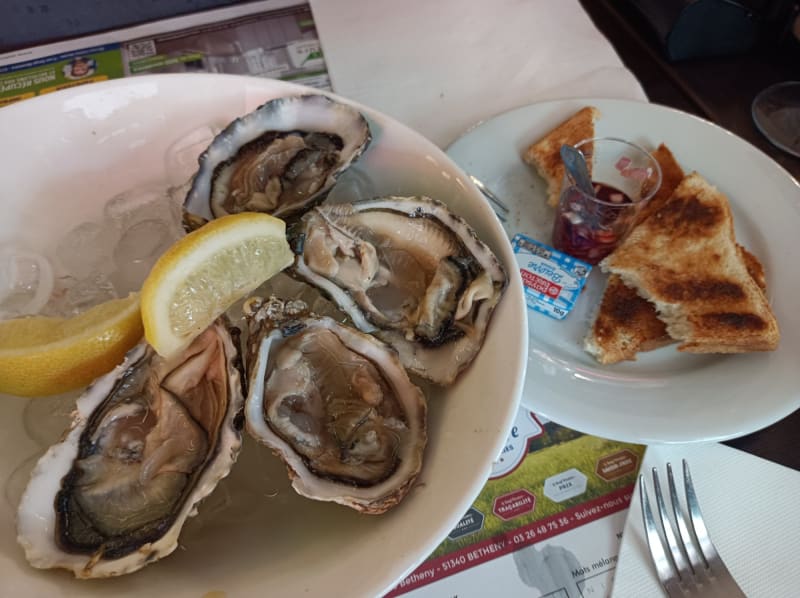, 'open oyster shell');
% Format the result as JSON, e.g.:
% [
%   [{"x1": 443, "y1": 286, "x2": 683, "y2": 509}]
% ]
[
  {"x1": 243, "y1": 296, "x2": 427, "y2": 514},
  {"x1": 291, "y1": 196, "x2": 508, "y2": 385},
  {"x1": 16, "y1": 321, "x2": 244, "y2": 578},
  {"x1": 184, "y1": 94, "x2": 371, "y2": 221}
]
